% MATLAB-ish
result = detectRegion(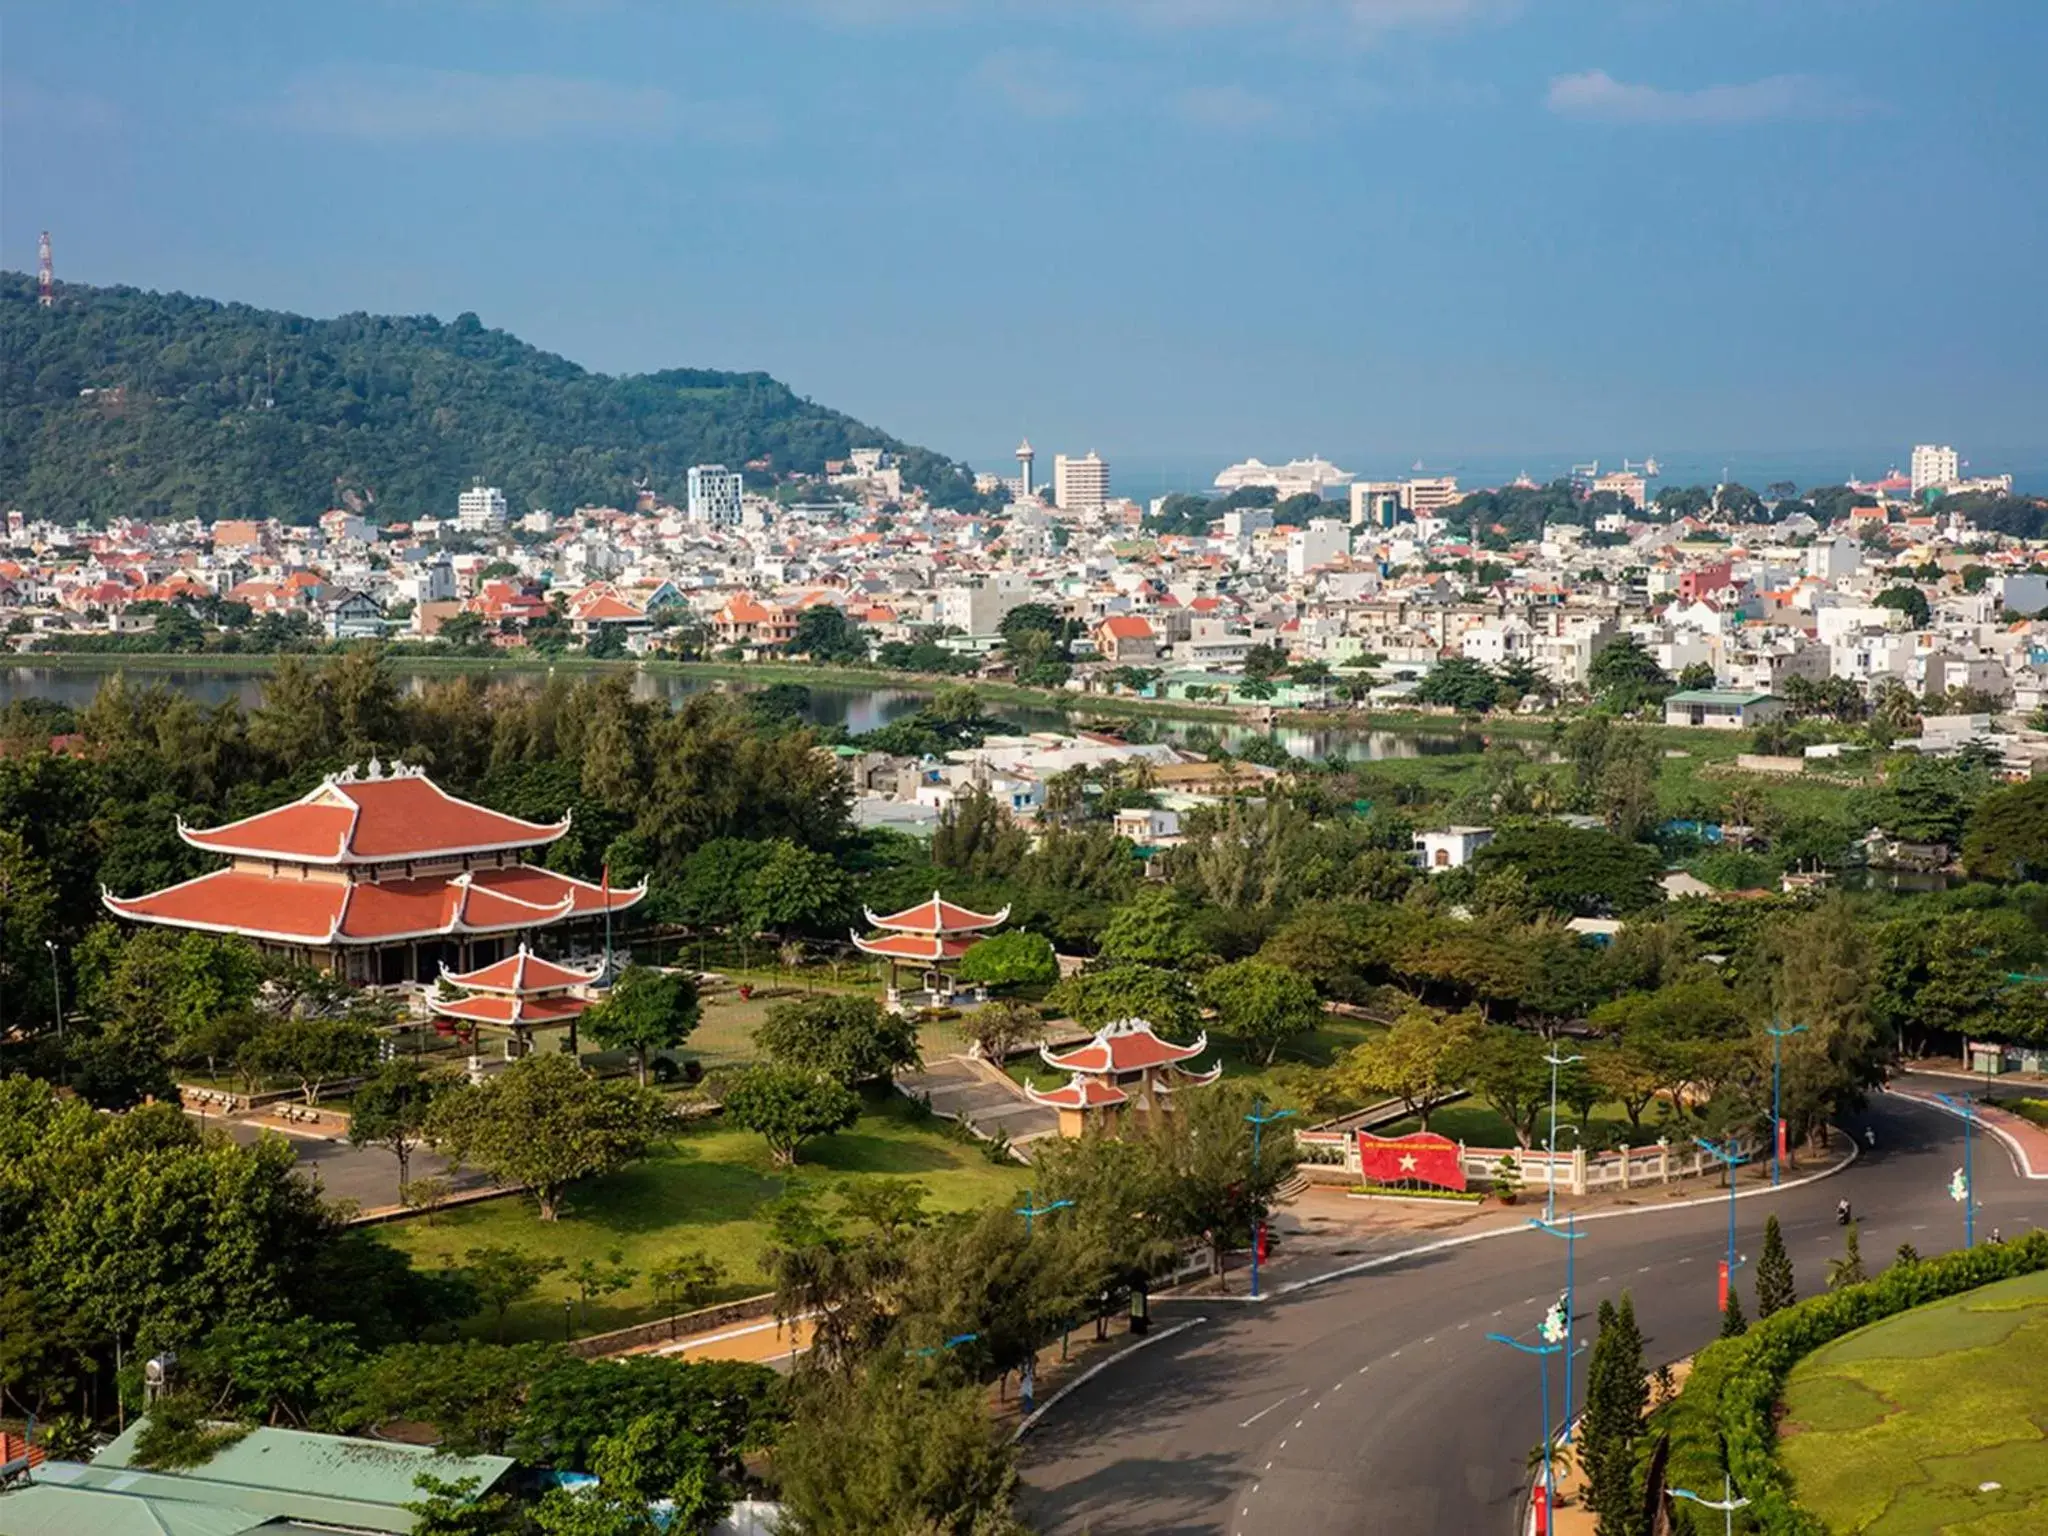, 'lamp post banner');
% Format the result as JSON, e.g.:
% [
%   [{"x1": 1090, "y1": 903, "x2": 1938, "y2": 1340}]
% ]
[{"x1": 1356, "y1": 1130, "x2": 1467, "y2": 1191}]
